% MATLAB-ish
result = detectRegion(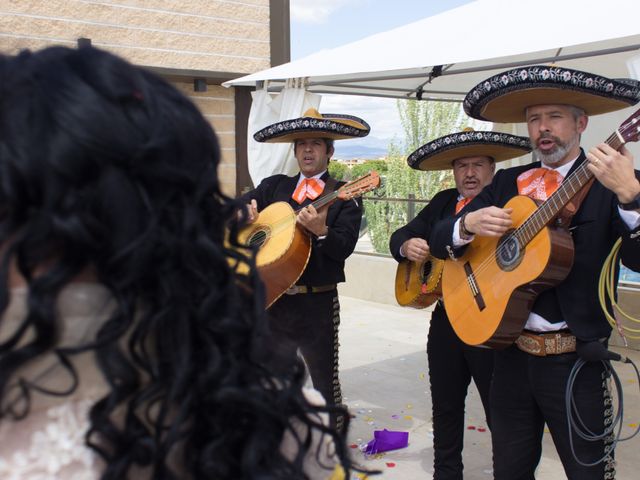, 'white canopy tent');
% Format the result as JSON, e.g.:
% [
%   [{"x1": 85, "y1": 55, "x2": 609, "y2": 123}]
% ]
[
  {"x1": 226, "y1": 0, "x2": 640, "y2": 178},
  {"x1": 226, "y1": 0, "x2": 640, "y2": 102}
]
